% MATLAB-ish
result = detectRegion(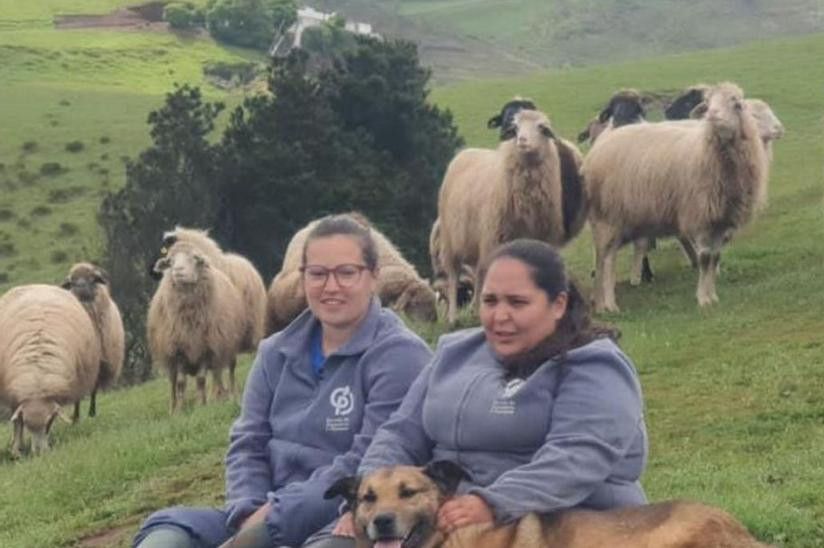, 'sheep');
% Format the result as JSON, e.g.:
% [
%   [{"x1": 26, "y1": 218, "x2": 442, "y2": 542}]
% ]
[
  {"x1": 148, "y1": 242, "x2": 245, "y2": 414},
  {"x1": 583, "y1": 82, "x2": 769, "y2": 312},
  {"x1": 437, "y1": 108, "x2": 586, "y2": 324},
  {"x1": 266, "y1": 213, "x2": 438, "y2": 333},
  {"x1": 0, "y1": 284, "x2": 101, "y2": 456},
  {"x1": 577, "y1": 89, "x2": 648, "y2": 146},
  {"x1": 156, "y1": 227, "x2": 266, "y2": 353},
  {"x1": 633, "y1": 91, "x2": 784, "y2": 285},
  {"x1": 486, "y1": 97, "x2": 537, "y2": 139},
  {"x1": 61, "y1": 263, "x2": 125, "y2": 421}
]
